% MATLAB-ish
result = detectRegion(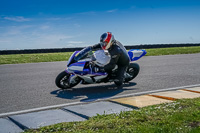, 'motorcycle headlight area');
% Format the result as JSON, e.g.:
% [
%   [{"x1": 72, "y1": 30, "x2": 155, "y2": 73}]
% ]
[{"x1": 93, "y1": 50, "x2": 111, "y2": 66}]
